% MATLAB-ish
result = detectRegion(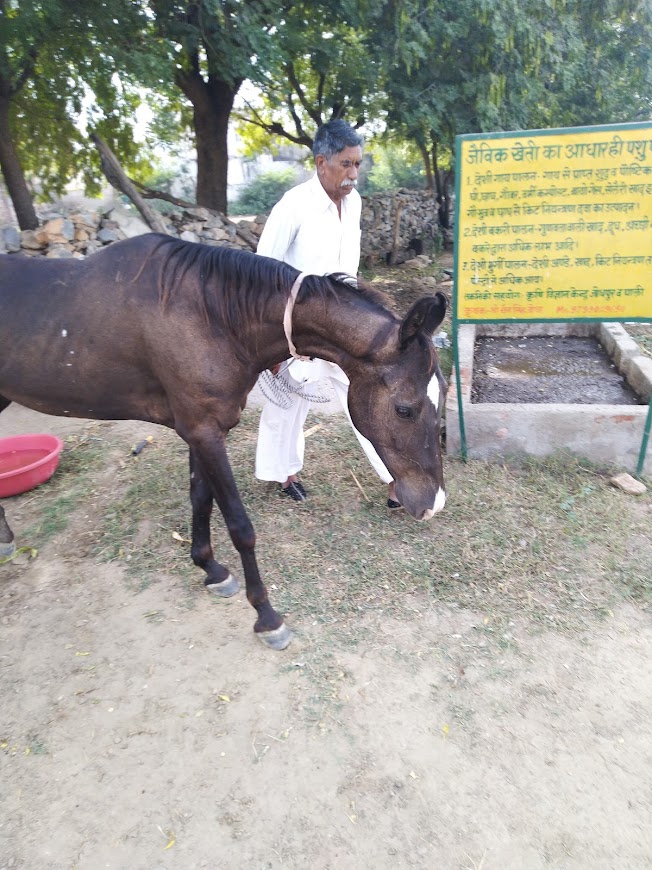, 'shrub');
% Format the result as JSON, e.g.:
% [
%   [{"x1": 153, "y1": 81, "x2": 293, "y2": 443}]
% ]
[
  {"x1": 360, "y1": 143, "x2": 427, "y2": 194},
  {"x1": 232, "y1": 168, "x2": 299, "y2": 214}
]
